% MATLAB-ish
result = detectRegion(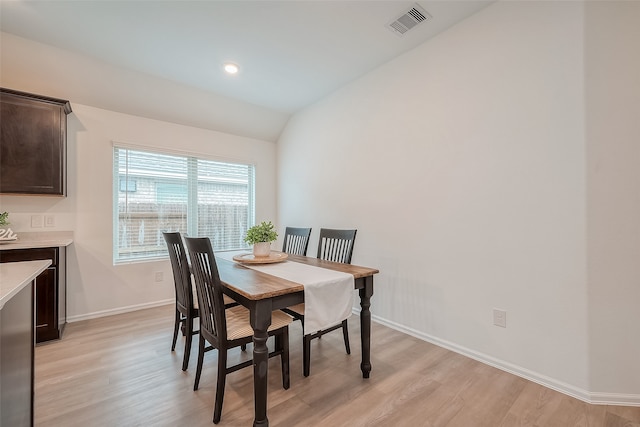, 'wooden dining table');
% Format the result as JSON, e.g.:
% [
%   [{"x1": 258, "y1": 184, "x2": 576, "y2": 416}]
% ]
[{"x1": 214, "y1": 252, "x2": 379, "y2": 427}]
